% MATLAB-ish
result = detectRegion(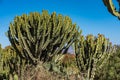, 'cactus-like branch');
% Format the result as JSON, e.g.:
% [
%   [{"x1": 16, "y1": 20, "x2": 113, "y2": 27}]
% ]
[
  {"x1": 0, "y1": 46, "x2": 26, "y2": 80},
  {"x1": 75, "y1": 34, "x2": 116, "y2": 80},
  {"x1": 8, "y1": 10, "x2": 79, "y2": 64},
  {"x1": 103, "y1": 0, "x2": 120, "y2": 20}
]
